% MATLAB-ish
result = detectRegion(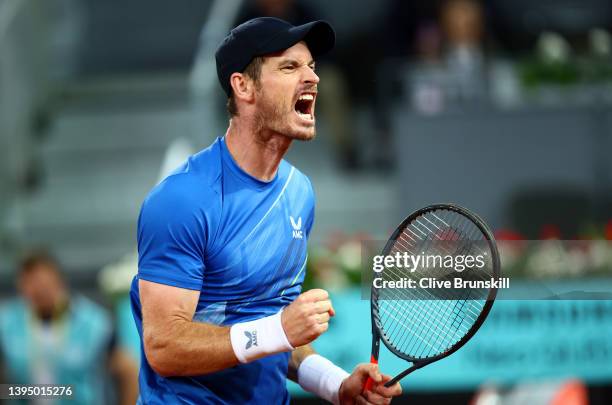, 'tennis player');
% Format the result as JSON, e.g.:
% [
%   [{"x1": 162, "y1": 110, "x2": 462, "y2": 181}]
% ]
[{"x1": 130, "y1": 17, "x2": 402, "y2": 404}]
